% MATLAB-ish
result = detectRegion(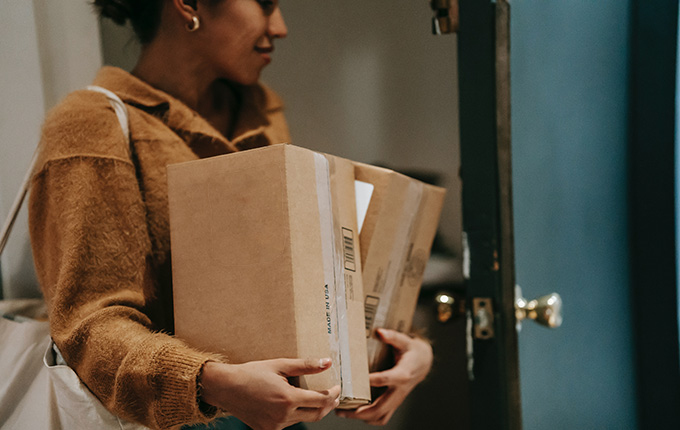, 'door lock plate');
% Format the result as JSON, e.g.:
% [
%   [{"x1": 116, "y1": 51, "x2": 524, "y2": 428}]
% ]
[{"x1": 473, "y1": 298, "x2": 495, "y2": 339}]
